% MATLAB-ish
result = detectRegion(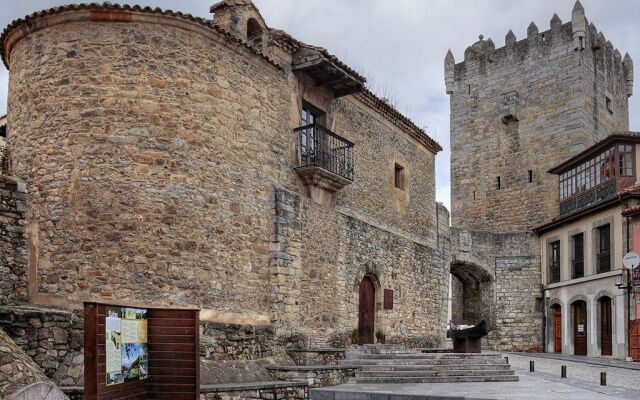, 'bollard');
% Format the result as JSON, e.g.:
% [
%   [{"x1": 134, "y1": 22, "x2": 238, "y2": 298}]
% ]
[
  {"x1": 530, "y1": 360, "x2": 535, "y2": 372},
  {"x1": 561, "y1": 365, "x2": 566, "y2": 378},
  {"x1": 600, "y1": 372, "x2": 606, "y2": 386}
]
